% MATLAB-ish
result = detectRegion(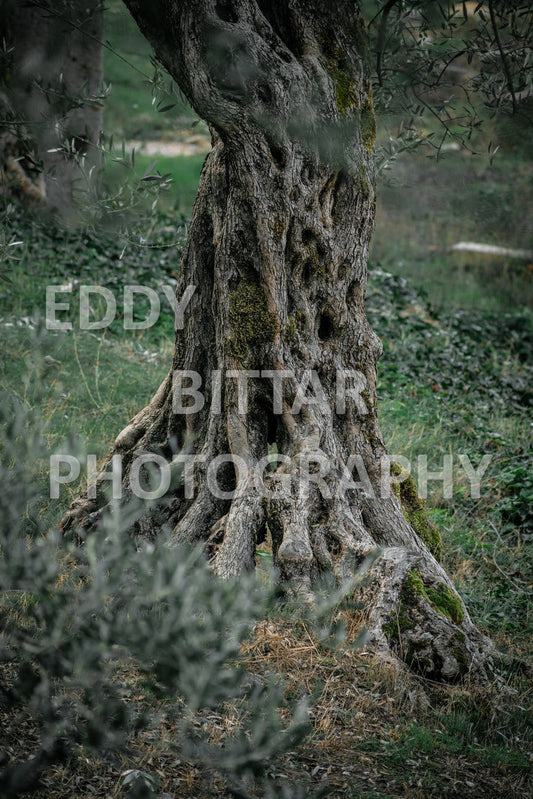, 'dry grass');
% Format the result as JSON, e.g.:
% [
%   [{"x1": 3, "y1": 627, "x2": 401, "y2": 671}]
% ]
[{"x1": 2, "y1": 613, "x2": 531, "y2": 799}]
